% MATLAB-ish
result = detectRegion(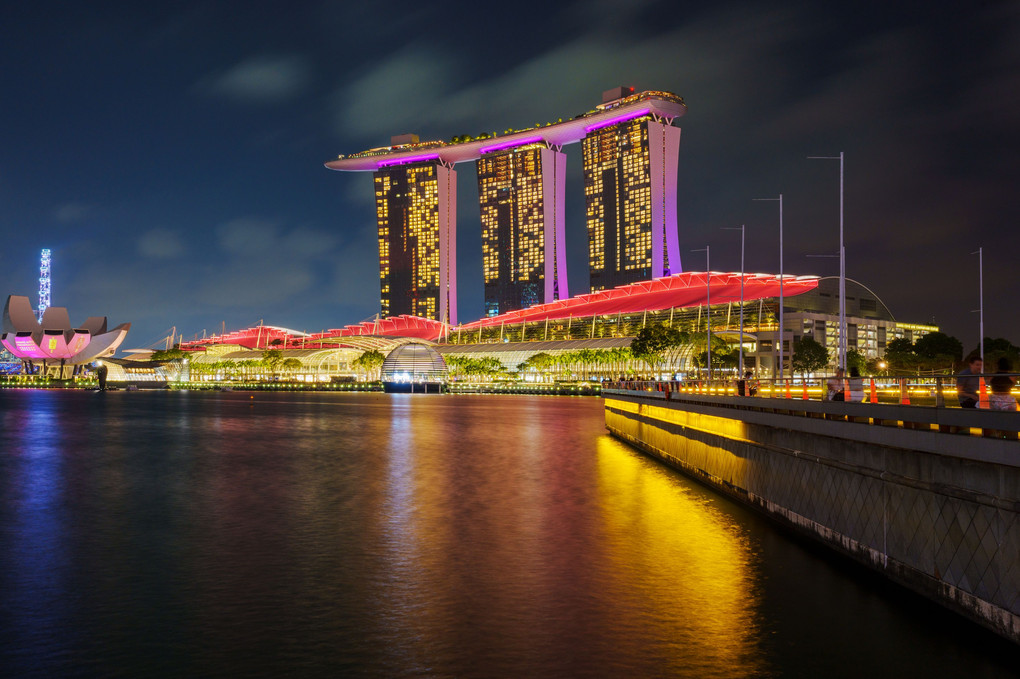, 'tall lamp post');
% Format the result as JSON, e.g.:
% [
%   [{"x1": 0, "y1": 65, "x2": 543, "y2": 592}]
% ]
[
  {"x1": 722, "y1": 225, "x2": 745, "y2": 374},
  {"x1": 693, "y1": 247, "x2": 711, "y2": 379},
  {"x1": 972, "y1": 247, "x2": 984, "y2": 365},
  {"x1": 808, "y1": 152, "x2": 846, "y2": 370},
  {"x1": 754, "y1": 194, "x2": 783, "y2": 379}
]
